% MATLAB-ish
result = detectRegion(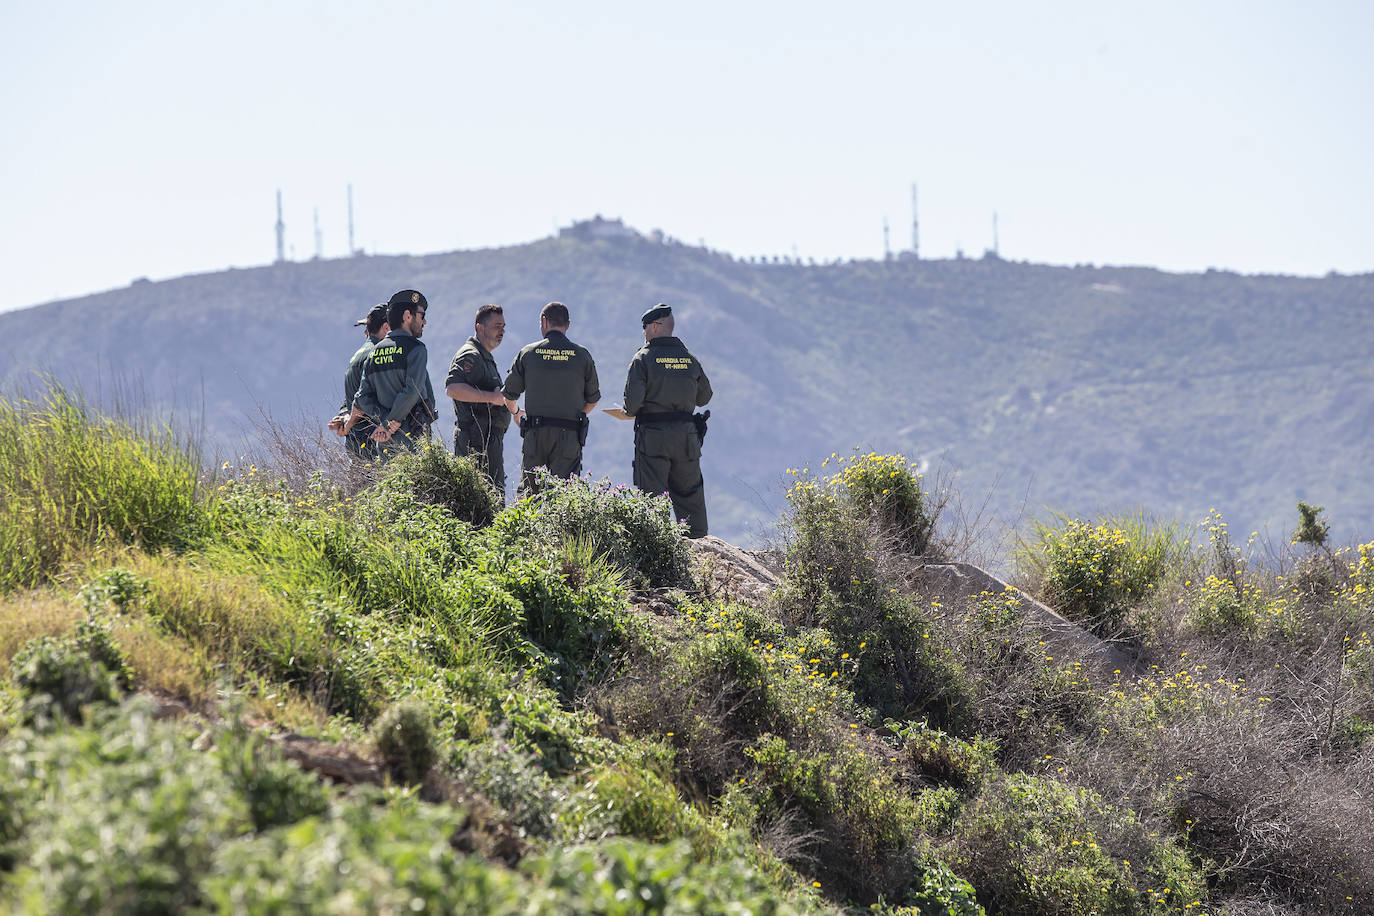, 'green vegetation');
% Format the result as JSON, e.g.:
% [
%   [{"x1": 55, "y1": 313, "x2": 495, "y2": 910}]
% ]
[{"x1": 1, "y1": 390, "x2": 1372, "y2": 914}]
